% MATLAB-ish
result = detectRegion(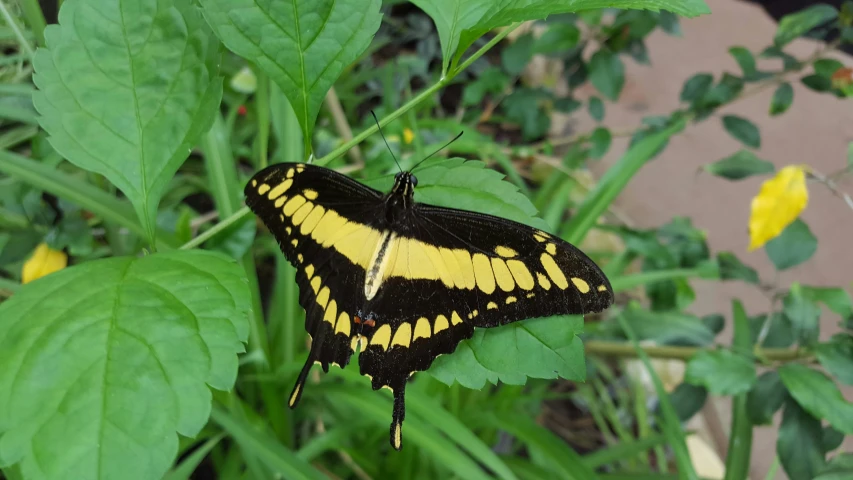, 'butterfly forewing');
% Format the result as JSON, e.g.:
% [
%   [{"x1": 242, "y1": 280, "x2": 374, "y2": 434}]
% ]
[{"x1": 244, "y1": 162, "x2": 613, "y2": 451}]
